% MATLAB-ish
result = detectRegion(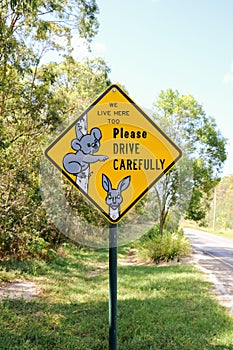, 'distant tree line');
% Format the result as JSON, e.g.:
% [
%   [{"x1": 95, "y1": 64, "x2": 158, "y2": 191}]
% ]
[
  {"x1": 151, "y1": 89, "x2": 227, "y2": 233},
  {"x1": 207, "y1": 175, "x2": 233, "y2": 231}
]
